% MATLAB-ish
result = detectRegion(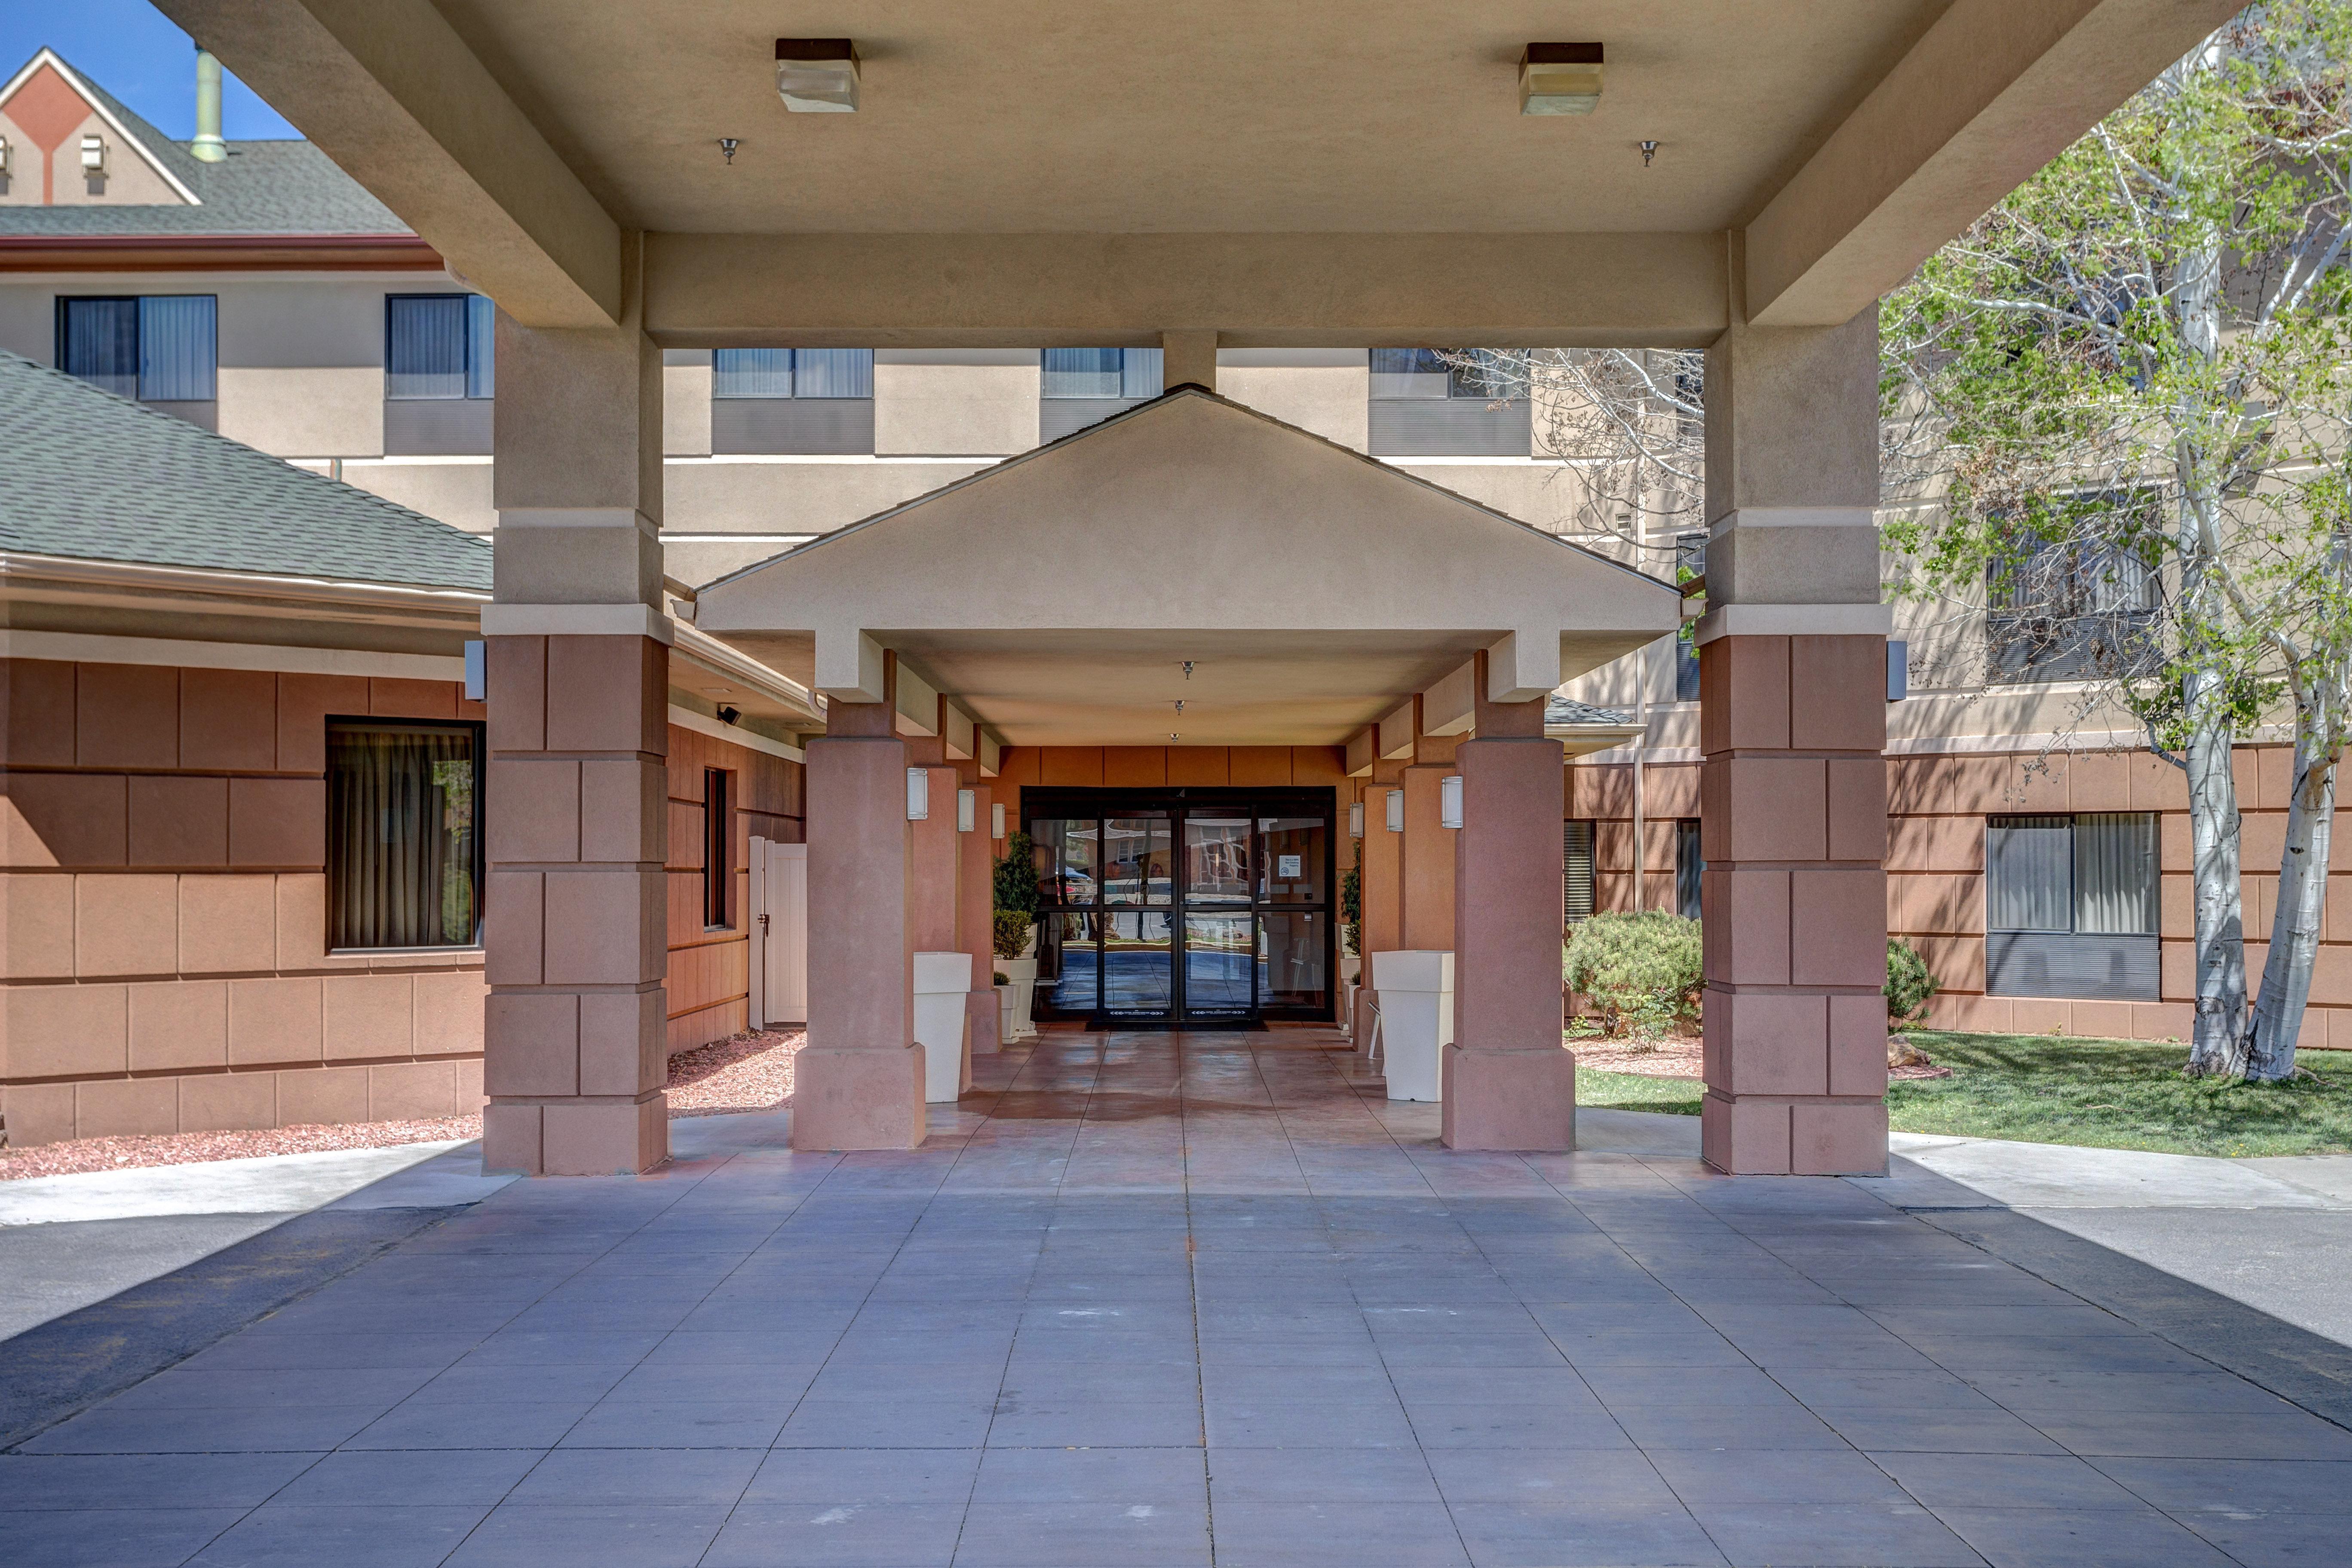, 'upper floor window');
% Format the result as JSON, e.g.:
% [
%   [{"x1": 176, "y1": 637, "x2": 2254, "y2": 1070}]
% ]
[
  {"x1": 1369, "y1": 347, "x2": 1524, "y2": 400},
  {"x1": 1367, "y1": 348, "x2": 1531, "y2": 457},
  {"x1": 1987, "y1": 498, "x2": 2162, "y2": 683},
  {"x1": 1042, "y1": 347, "x2": 1161, "y2": 400},
  {"x1": 386, "y1": 294, "x2": 495, "y2": 400},
  {"x1": 58, "y1": 295, "x2": 216, "y2": 403},
  {"x1": 713, "y1": 348, "x2": 874, "y2": 399}
]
